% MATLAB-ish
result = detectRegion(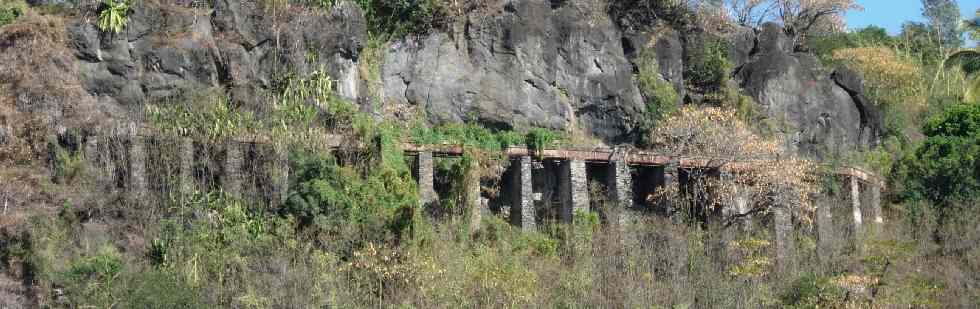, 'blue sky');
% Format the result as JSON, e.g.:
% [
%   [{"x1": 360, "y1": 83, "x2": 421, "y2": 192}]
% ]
[{"x1": 846, "y1": 0, "x2": 979, "y2": 47}]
